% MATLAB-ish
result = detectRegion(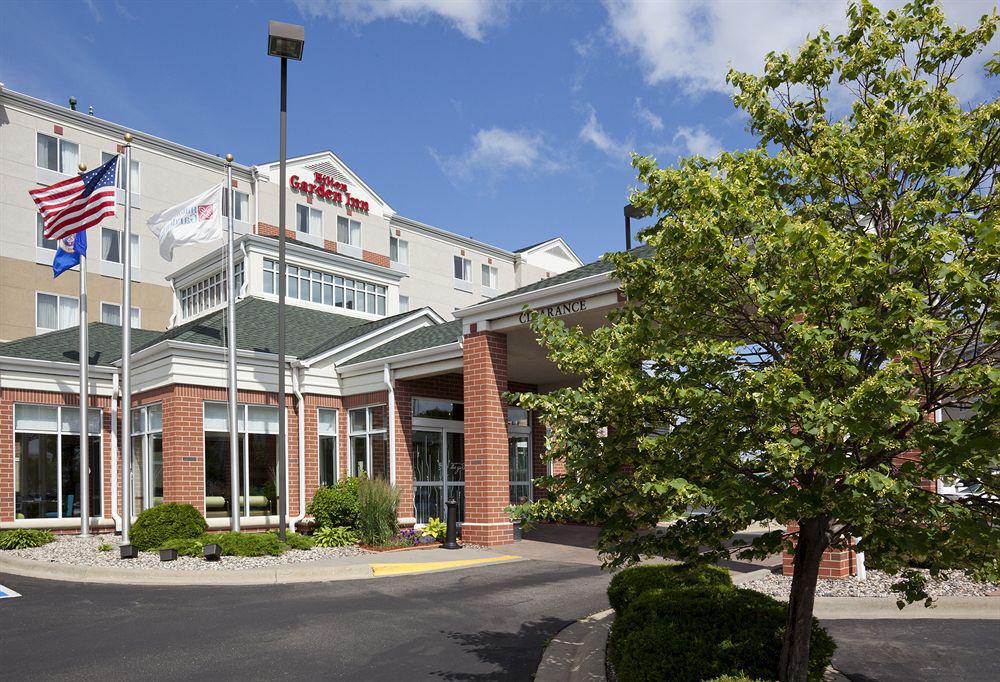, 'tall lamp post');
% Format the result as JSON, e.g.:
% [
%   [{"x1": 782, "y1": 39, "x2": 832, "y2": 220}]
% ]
[
  {"x1": 268, "y1": 20, "x2": 304, "y2": 541},
  {"x1": 623, "y1": 203, "x2": 645, "y2": 251}
]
